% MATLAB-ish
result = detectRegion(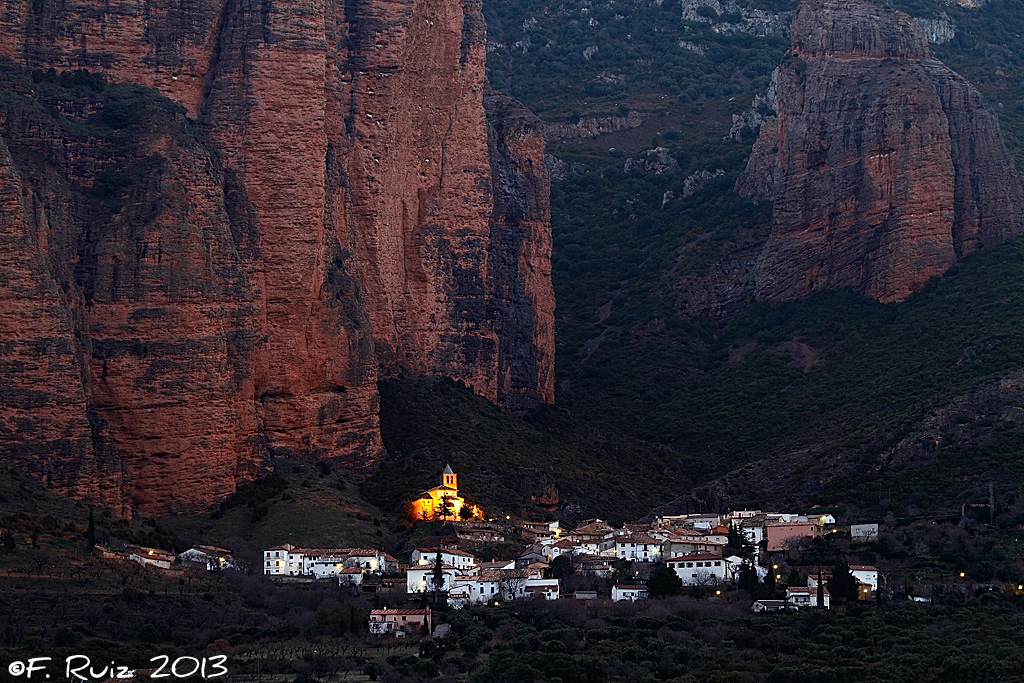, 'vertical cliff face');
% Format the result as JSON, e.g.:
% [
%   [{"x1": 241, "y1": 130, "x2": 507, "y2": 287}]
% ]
[
  {"x1": 0, "y1": 0, "x2": 554, "y2": 516},
  {"x1": 485, "y1": 88, "x2": 555, "y2": 412},
  {"x1": 738, "y1": 0, "x2": 1024, "y2": 303}
]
